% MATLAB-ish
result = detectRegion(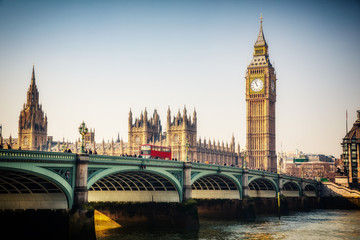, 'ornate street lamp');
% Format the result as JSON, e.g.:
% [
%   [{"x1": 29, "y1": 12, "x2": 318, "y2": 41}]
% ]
[
  {"x1": 78, "y1": 121, "x2": 88, "y2": 153},
  {"x1": 243, "y1": 151, "x2": 247, "y2": 169},
  {"x1": 185, "y1": 140, "x2": 190, "y2": 162}
]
